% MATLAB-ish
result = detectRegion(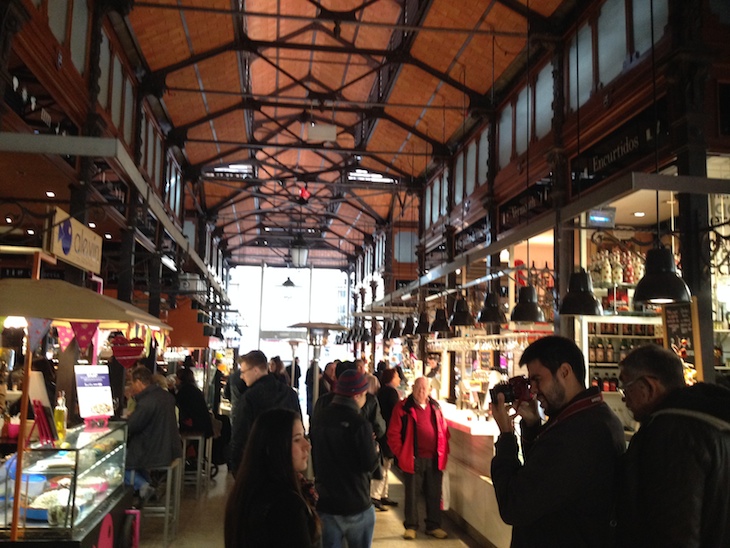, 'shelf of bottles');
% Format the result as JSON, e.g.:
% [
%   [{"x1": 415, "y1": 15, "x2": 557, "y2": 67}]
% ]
[{"x1": 575, "y1": 315, "x2": 663, "y2": 394}]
